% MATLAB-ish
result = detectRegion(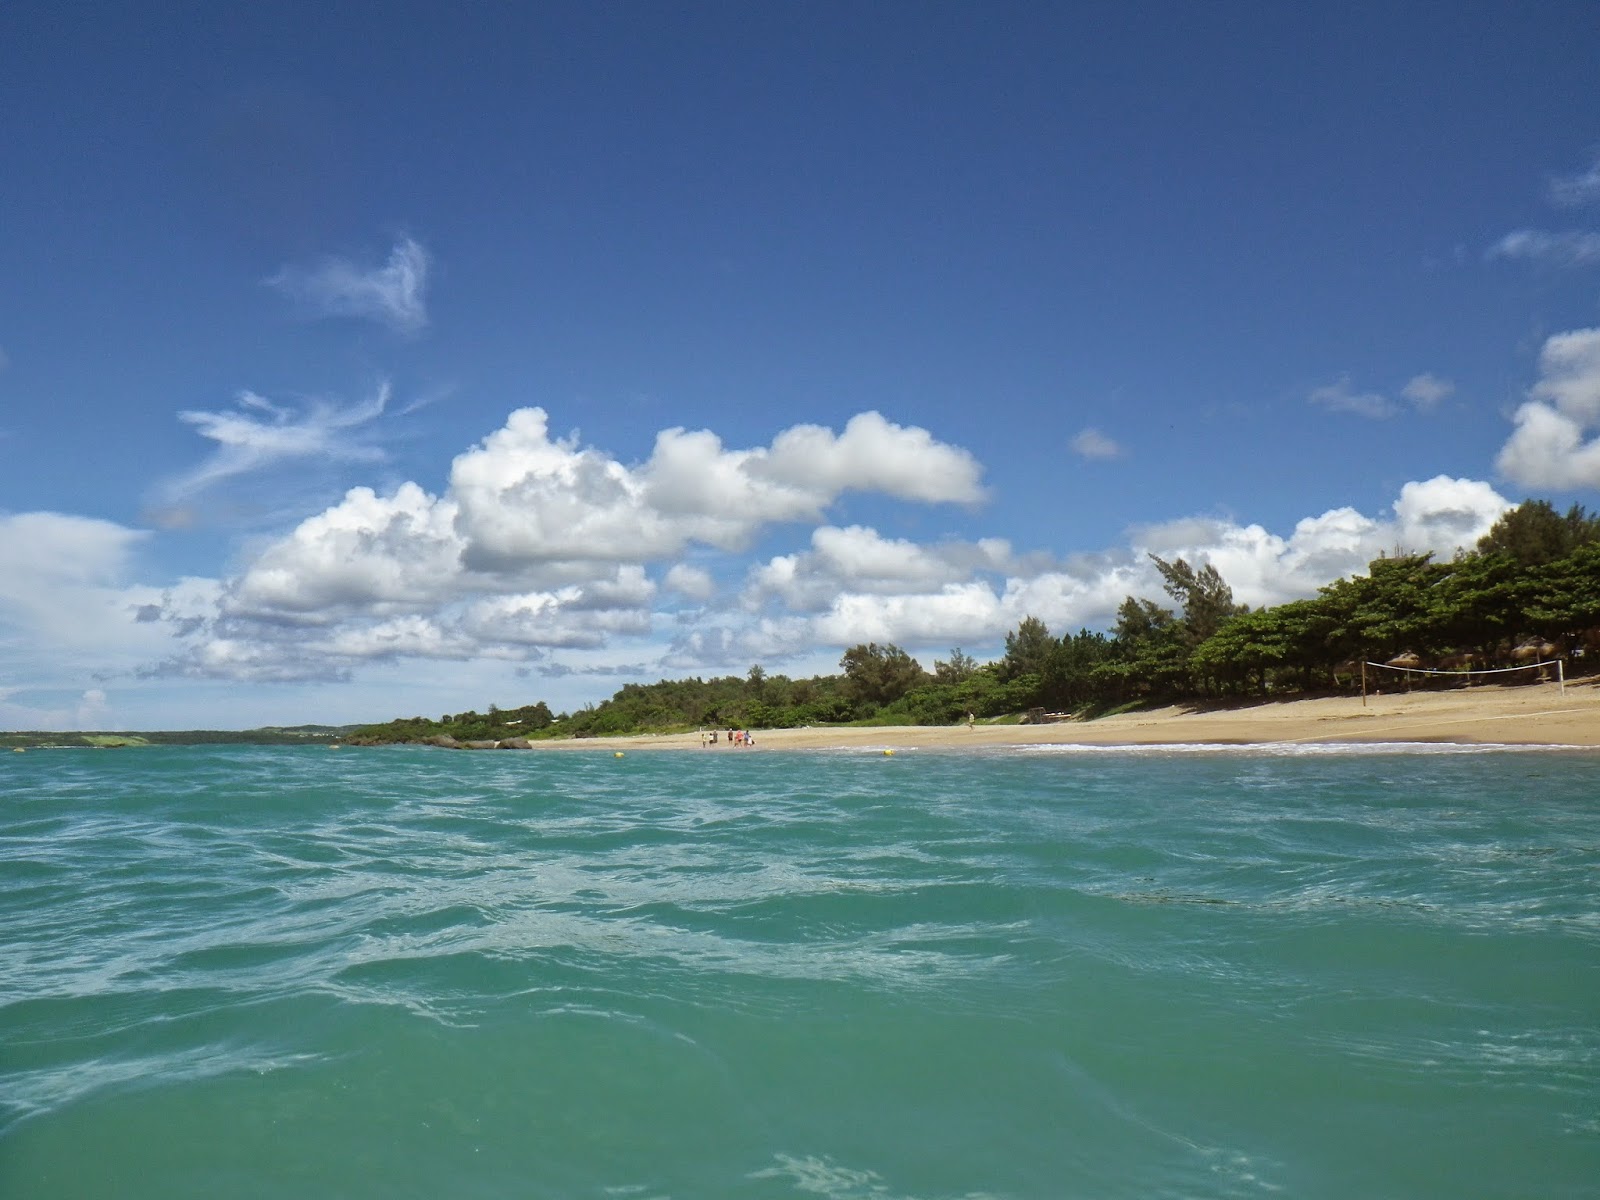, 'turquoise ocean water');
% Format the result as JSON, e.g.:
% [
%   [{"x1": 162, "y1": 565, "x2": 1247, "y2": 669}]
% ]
[{"x1": 2, "y1": 743, "x2": 1597, "y2": 1199}]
